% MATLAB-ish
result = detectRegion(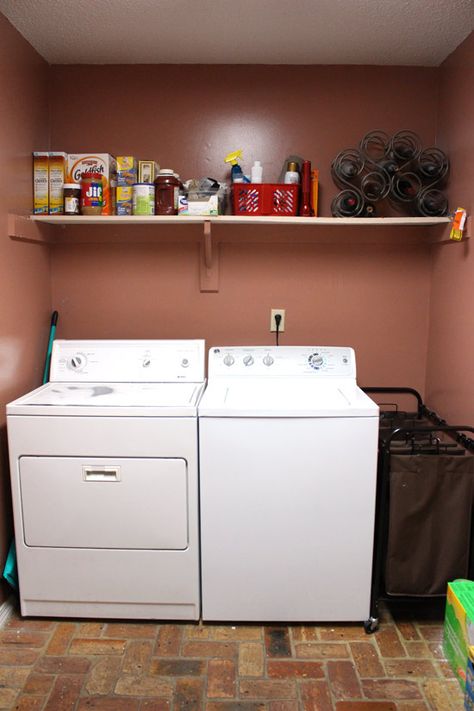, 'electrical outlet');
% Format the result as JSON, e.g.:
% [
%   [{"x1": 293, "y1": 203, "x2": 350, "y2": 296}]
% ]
[{"x1": 270, "y1": 308, "x2": 286, "y2": 332}]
